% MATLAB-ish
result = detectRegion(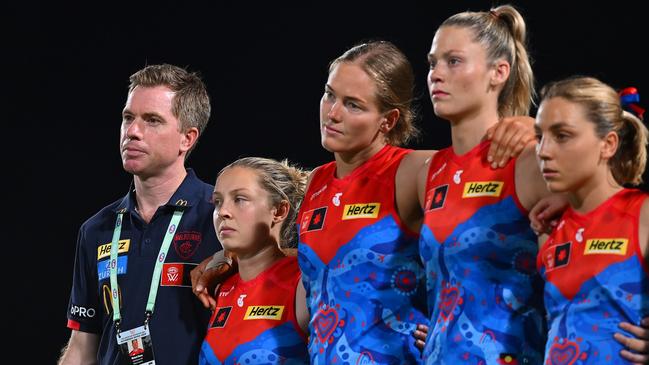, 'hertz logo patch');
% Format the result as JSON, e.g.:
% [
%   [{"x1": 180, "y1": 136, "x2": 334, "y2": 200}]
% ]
[
  {"x1": 584, "y1": 238, "x2": 628, "y2": 255},
  {"x1": 462, "y1": 181, "x2": 503, "y2": 198},
  {"x1": 97, "y1": 239, "x2": 130, "y2": 260},
  {"x1": 342, "y1": 203, "x2": 380, "y2": 220},
  {"x1": 244, "y1": 306, "x2": 284, "y2": 320}
]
